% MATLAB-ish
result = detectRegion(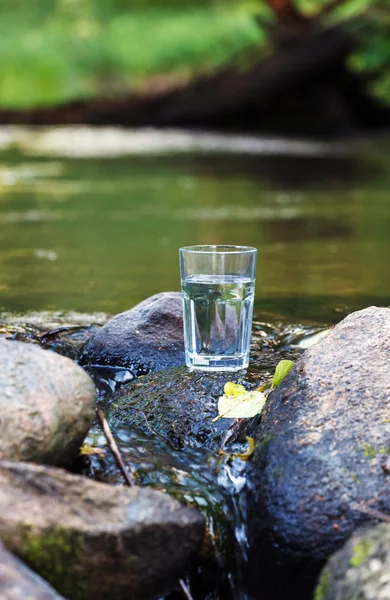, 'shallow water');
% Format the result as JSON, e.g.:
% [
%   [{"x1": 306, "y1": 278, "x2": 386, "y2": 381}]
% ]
[{"x1": 0, "y1": 127, "x2": 389, "y2": 324}]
